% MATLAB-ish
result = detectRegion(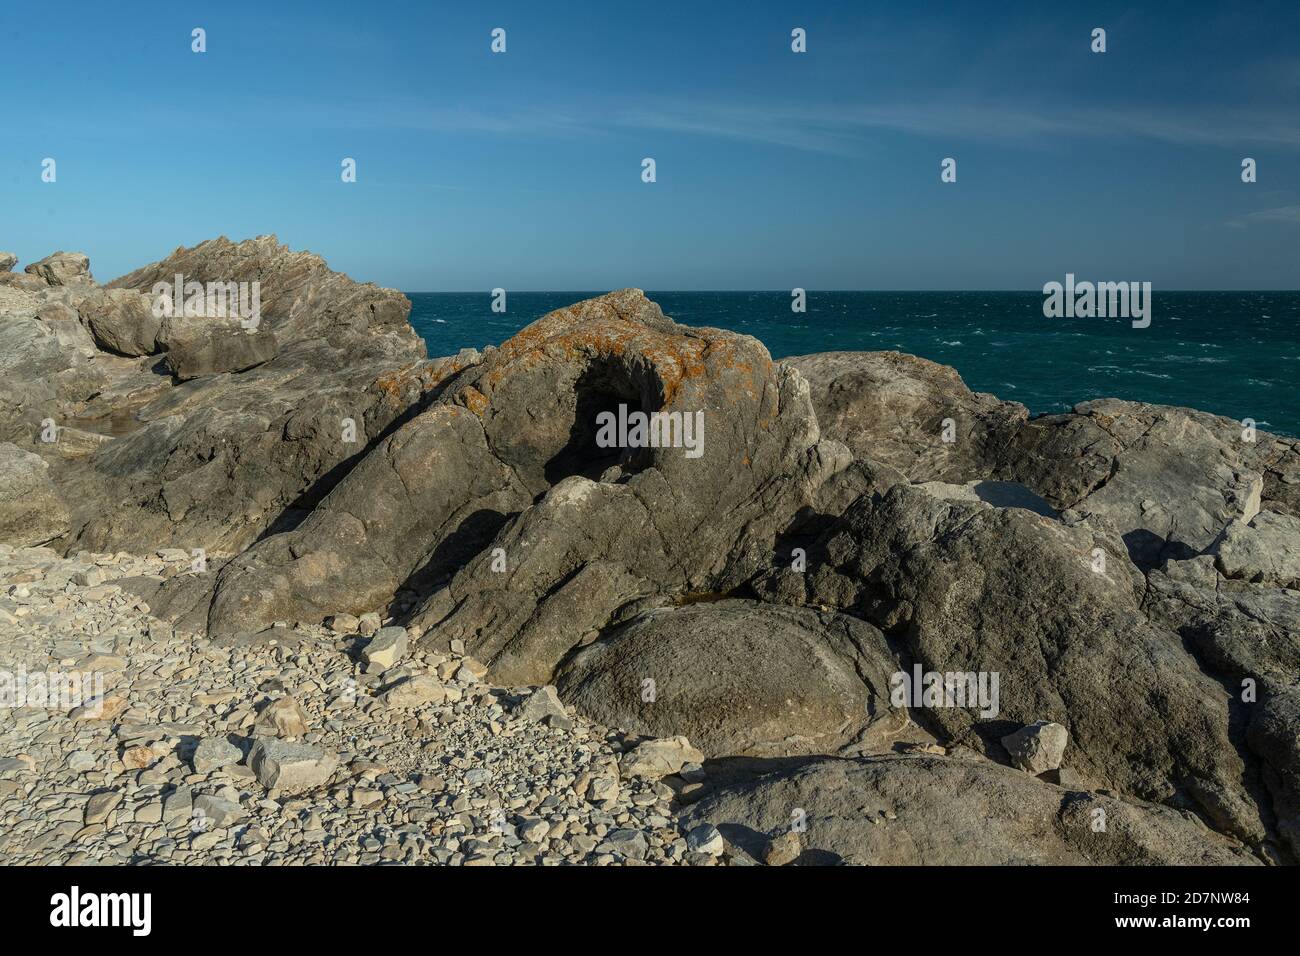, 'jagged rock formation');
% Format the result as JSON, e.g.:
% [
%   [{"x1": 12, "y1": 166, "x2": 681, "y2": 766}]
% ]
[
  {"x1": 3, "y1": 238, "x2": 1297, "y2": 865},
  {"x1": 0, "y1": 237, "x2": 434, "y2": 554}
]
